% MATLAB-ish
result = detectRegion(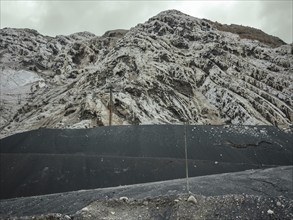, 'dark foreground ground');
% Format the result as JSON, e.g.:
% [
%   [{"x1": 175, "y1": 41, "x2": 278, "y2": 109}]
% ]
[
  {"x1": 1, "y1": 125, "x2": 292, "y2": 199},
  {"x1": 0, "y1": 166, "x2": 292, "y2": 219},
  {"x1": 0, "y1": 125, "x2": 292, "y2": 219}
]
